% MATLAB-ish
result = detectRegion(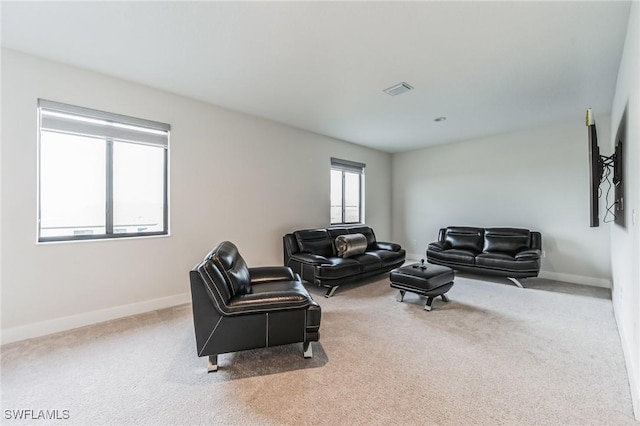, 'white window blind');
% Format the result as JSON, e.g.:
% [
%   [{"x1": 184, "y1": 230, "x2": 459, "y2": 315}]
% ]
[
  {"x1": 37, "y1": 99, "x2": 170, "y2": 242},
  {"x1": 39, "y1": 99, "x2": 169, "y2": 147}
]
